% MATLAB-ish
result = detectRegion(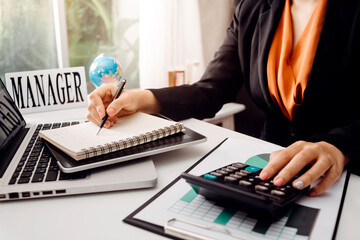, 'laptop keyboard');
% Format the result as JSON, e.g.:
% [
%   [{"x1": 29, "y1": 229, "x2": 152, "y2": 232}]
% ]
[{"x1": 9, "y1": 122, "x2": 87, "y2": 185}]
